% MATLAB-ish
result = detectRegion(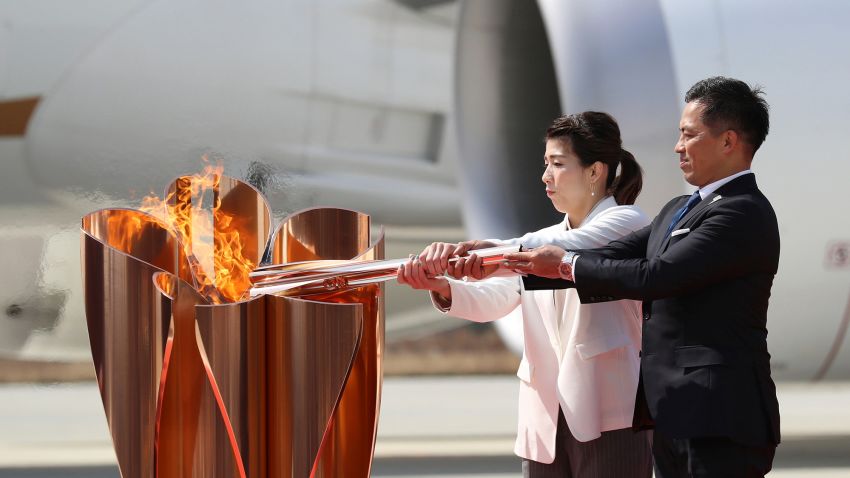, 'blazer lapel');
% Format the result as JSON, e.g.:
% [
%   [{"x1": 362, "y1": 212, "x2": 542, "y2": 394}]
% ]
[
  {"x1": 651, "y1": 196, "x2": 688, "y2": 257},
  {"x1": 653, "y1": 173, "x2": 759, "y2": 256},
  {"x1": 658, "y1": 192, "x2": 719, "y2": 253}
]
